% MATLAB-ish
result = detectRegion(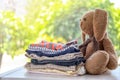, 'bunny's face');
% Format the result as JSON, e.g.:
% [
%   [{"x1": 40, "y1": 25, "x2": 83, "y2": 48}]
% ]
[
  {"x1": 80, "y1": 11, "x2": 94, "y2": 37},
  {"x1": 80, "y1": 9, "x2": 108, "y2": 42}
]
